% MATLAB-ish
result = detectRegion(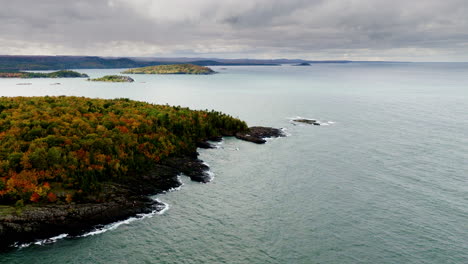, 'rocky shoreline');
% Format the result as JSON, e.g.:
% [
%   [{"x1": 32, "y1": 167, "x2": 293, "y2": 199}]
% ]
[{"x1": 0, "y1": 127, "x2": 284, "y2": 249}]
